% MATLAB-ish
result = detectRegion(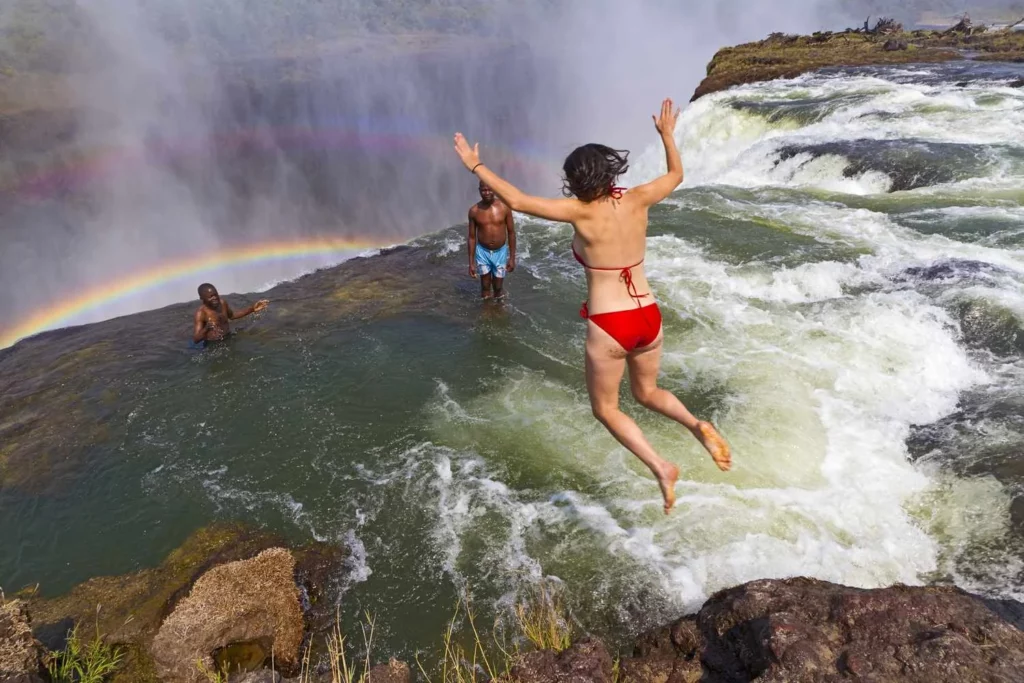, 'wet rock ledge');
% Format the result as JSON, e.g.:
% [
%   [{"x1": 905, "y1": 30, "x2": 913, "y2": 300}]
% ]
[
  {"x1": 692, "y1": 16, "x2": 1024, "y2": 101},
  {"x1": 2, "y1": 525, "x2": 1023, "y2": 682}
]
